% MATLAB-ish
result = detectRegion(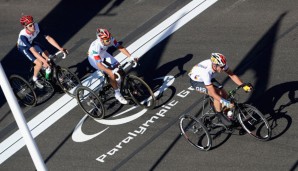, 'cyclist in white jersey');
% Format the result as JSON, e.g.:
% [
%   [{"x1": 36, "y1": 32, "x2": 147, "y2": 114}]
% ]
[
  {"x1": 88, "y1": 28, "x2": 137, "y2": 104},
  {"x1": 17, "y1": 15, "x2": 67, "y2": 88},
  {"x1": 188, "y1": 53, "x2": 252, "y2": 126}
]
